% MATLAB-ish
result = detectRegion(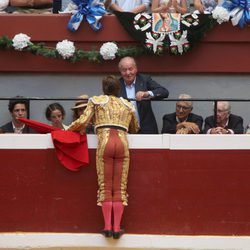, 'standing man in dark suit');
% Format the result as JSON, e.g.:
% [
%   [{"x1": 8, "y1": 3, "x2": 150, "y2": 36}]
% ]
[
  {"x1": 204, "y1": 101, "x2": 244, "y2": 134},
  {"x1": 118, "y1": 56, "x2": 169, "y2": 134},
  {"x1": 162, "y1": 93, "x2": 203, "y2": 134},
  {"x1": 0, "y1": 97, "x2": 34, "y2": 133}
]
